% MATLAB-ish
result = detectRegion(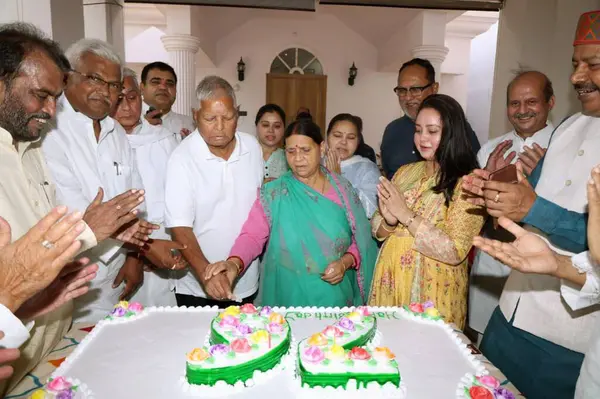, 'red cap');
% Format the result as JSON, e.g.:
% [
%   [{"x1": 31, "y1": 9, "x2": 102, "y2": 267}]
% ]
[{"x1": 574, "y1": 11, "x2": 600, "y2": 46}]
